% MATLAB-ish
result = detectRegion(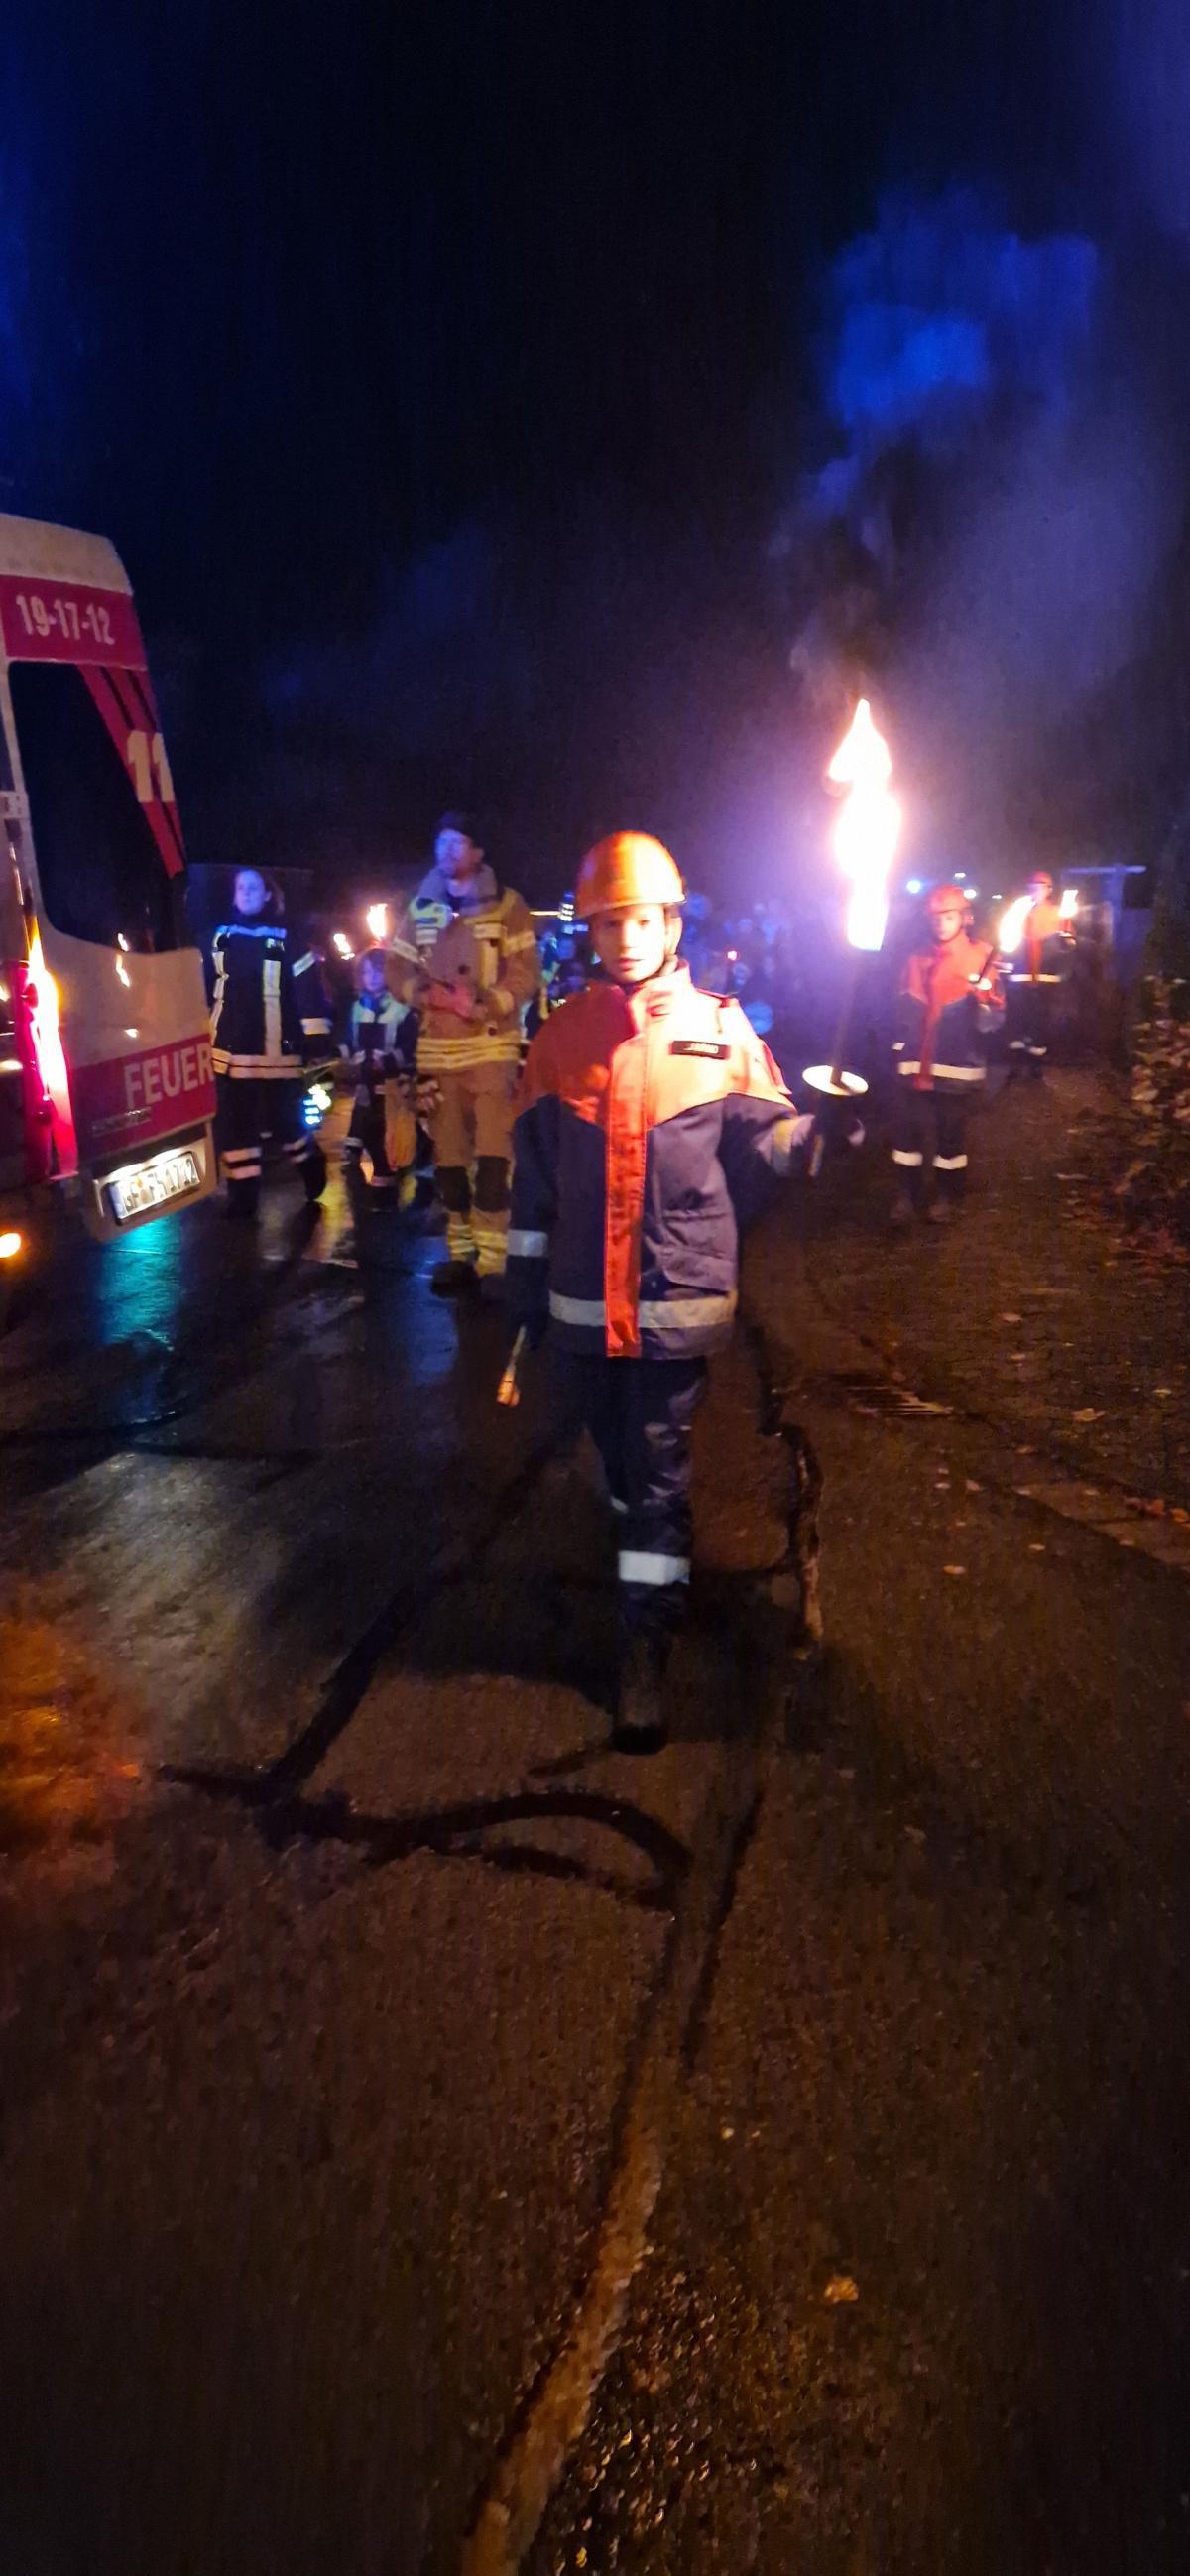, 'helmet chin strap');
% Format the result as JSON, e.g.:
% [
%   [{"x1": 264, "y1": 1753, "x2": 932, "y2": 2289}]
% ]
[{"x1": 635, "y1": 948, "x2": 680, "y2": 989}]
